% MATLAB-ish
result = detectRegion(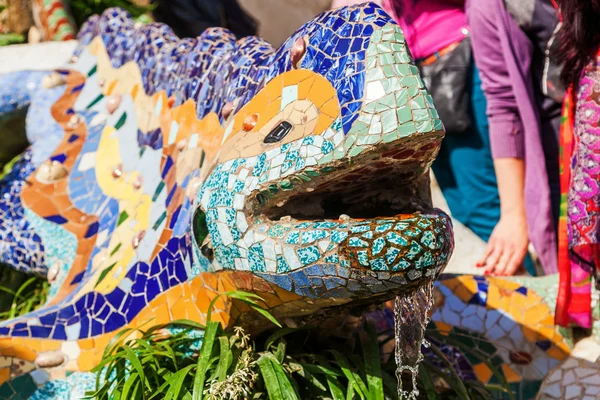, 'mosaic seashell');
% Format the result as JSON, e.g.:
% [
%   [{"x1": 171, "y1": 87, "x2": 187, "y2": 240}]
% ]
[
  {"x1": 132, "y1": 175, "x2": 143, "y2": 189},
  {"x1": 222, "y1": 102, "x2": 234, "y2": 120},
  {"x1": 35, "y1": 351, "x2": 65, "y2": 369},
  {"x1": 132, "y1": 230, "x2": 146, "y2": 249},
  {"x1": 242, "y1": 113, "x2": 259, "y2": 132},
  {"x1": 36, "y1": 160, "x2": 68, "y2": 183},
  {"x1": 41, "y1": 72, "x2": 65, "y2": 89},
  {"x1": 111, "y1": 164, "x2": 123, "y2": 178},
  {"x1": 106, "y1": 95, "x2": 121, "y2": 114},
  {"x1": 66, "y1": 114, "x2": 83, "y2": 129},
  {"x1": 47, "y1": 263, "x2": 59, "y2": 283},
  {"x1": 291, "y1": 37, "x2": 306, "y2": 68}
]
